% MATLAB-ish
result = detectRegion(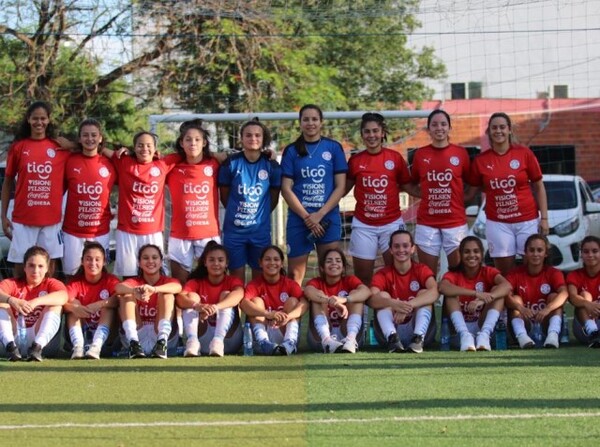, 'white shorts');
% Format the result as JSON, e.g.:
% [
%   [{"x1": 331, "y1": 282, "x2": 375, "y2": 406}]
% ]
[
  {"x1": 8, "y1": 222, "x2": 63, "y2": 262},
  {"x1": 136, "y1": 323, "x2": 179, "y2": 356},
  {"x1": 167, "y1": 236, "x2": 221, "y2": 272},
  {"x1": 114, "y1": 230, "x2": 164, "y2": 277},
  {"x1": 414, "y1": 223, "x2": 469, "y2": 257},
  {"x1": 486, "y1": 218, "x2": 538, "y2": 258},
  {"x1": 62, "y1": 232, "x2": 110, "y2": 275},
  {"x1": 349, "y1": 217, "x2": 405, "y2": 260}
]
